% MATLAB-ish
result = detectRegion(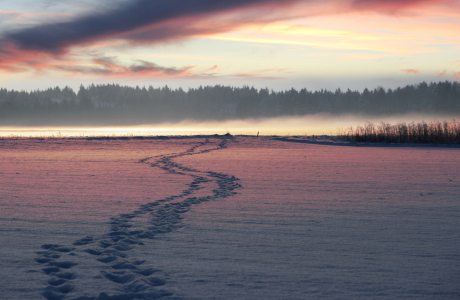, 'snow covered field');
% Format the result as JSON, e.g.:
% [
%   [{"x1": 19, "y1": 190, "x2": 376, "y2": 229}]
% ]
[{"x1": 0, "y1": 136, "x2": 459, "y2": 299}]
